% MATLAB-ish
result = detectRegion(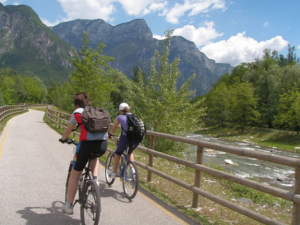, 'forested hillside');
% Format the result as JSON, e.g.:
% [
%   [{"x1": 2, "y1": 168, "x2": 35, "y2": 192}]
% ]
[{"x1": 203, "y1": 46, "x2": 300, "y2": 133}]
